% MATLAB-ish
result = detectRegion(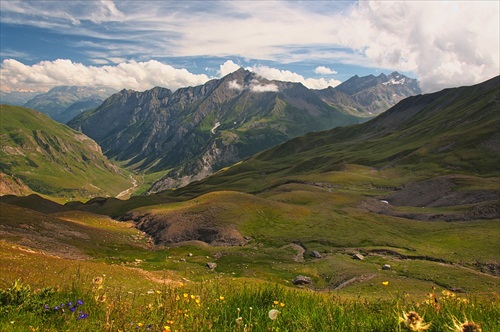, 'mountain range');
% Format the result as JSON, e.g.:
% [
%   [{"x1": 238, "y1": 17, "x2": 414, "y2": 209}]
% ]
[
  {"x1": 21, "y1": 86, "x2": 116, "y2": 123},
  {"x1": 69, "y1": 69, "x2": 420, "y2": 192}
]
